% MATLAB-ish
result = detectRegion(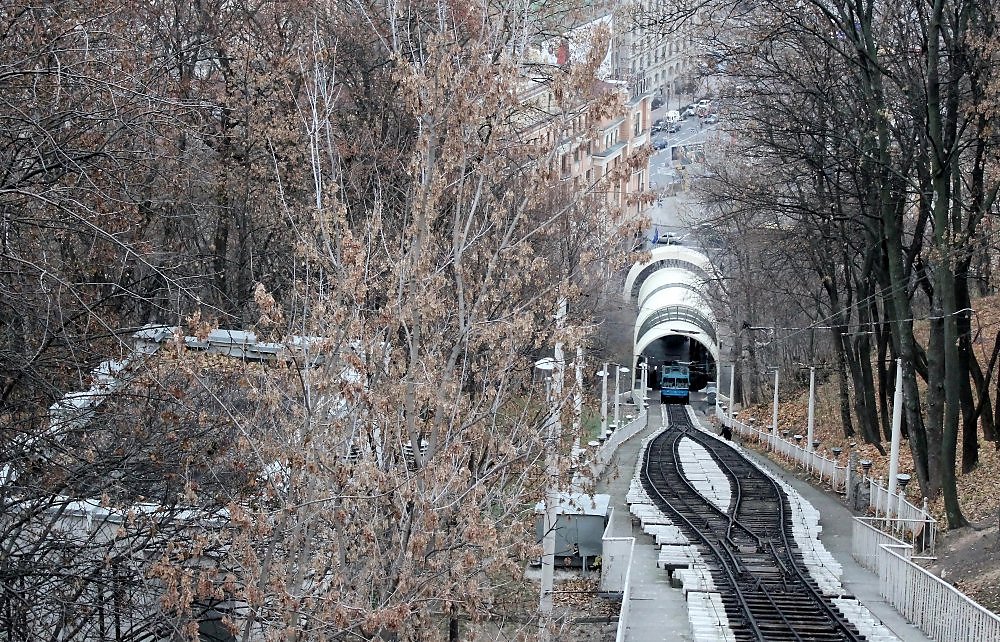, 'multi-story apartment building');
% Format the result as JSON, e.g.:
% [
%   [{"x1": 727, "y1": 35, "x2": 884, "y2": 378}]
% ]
[
  {"x1": 609, "y1": 1, "x2": 698, "y2": 109},
  {"x1": 522, "y1": 15, "x2": 653, "y2": 216}
]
